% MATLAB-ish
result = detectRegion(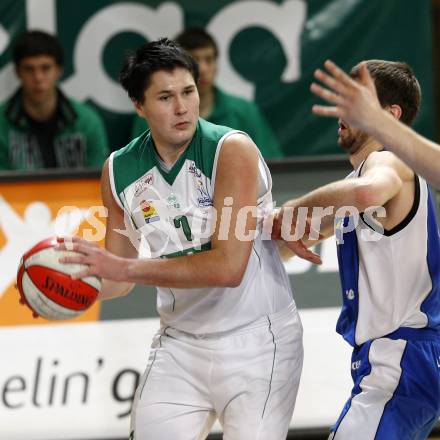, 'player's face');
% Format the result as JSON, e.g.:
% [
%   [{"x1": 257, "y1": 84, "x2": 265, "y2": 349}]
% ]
[
  {"x1": 16, "y1": 56, "x2": 62, "y2": 104},
  {"x1": 337, "y1": 74, "x2": 371, "y2": 155},
  {"x1": 137, "y1": 68, "x2": 200, "y2": 150},
  {"x1": 188, "y1": 46, "x2": 217, "y2": 96},
  {"x1": 337, "y1": 119, "x2": 368, "y2": 155}
]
